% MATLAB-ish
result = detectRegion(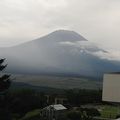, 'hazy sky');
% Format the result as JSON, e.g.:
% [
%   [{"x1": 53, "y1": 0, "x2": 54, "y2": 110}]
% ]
[{"x1": 0, "y1": 0, "x2": 120, "y2": 52}]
